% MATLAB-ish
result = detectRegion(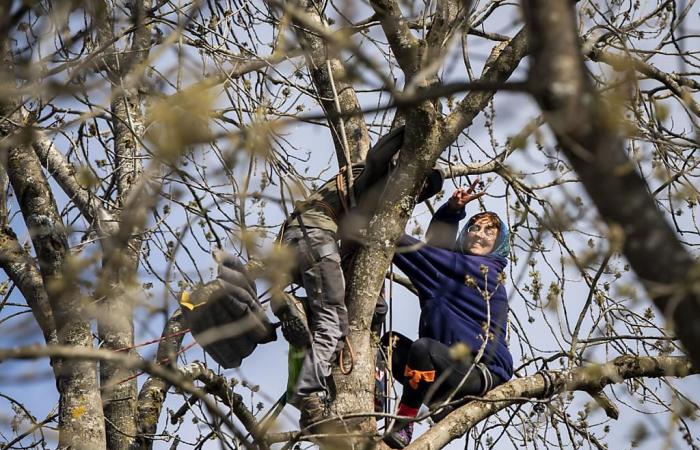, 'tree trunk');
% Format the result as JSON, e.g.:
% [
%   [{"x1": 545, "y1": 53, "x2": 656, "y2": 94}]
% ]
[
  {"x1": 291, "y1": 0, "x2": 370, "y2": 163},
  {"x1": 0, "y1": 27, "x2": 105, "y2": 448},
  {"x1": 91, "y1": 1, "x2": 153, "y2": 446}
]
